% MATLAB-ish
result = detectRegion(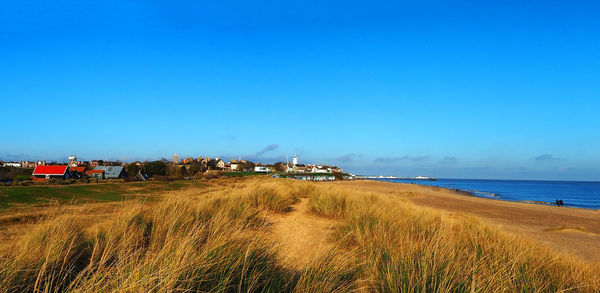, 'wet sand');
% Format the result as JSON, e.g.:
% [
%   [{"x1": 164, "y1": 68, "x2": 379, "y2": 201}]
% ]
[{"x1": 329, "y1": 180, "x2": 600, "y2": 262}]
